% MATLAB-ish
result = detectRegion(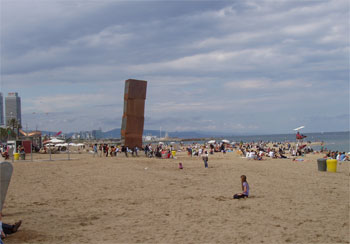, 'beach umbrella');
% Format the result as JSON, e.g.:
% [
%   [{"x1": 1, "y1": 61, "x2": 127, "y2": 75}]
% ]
[
  {"x1": 293, "y1": 126, "x2": 305, "y2": 131},
  {"x1": 222, "y1": 139, "x2": 230, "y2": 143},
  {"x1": 231, "y1": 141, "x2": 236, "y2": 145},
  {"x1": 170, "y1": 142, "x2": 176, "y2": 144},
  {"x1": 159, "y1": 142, "x2": 164, "y2": 145},
  {"x1": 49, "y1": 138, "x2": 65, "y2": 143},
  {"x1": 69, "y1": 143, "x2": 77, "y2": 146},
  {"x1": 76, "y1": 143, "x2": 85, "y2": 147},
  {"x1": 207, "y1": 140, "x2": 216, "y2": 144}
]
